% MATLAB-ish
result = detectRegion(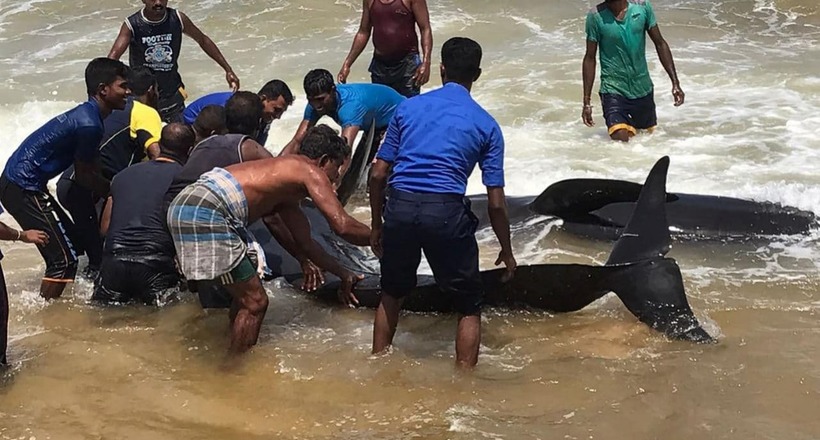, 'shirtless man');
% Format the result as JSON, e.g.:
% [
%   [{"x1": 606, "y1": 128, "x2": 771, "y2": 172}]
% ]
[{"x1": 167, "y1": 125, "x2": 371, "y2": 353}]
